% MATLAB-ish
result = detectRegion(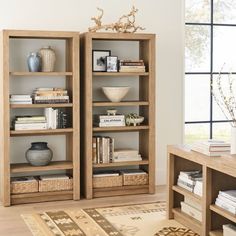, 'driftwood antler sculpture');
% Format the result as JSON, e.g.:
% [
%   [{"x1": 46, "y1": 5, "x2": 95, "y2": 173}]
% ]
[{"x1": 88, "y1": 6, "x2": 145, "y2": 33}]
